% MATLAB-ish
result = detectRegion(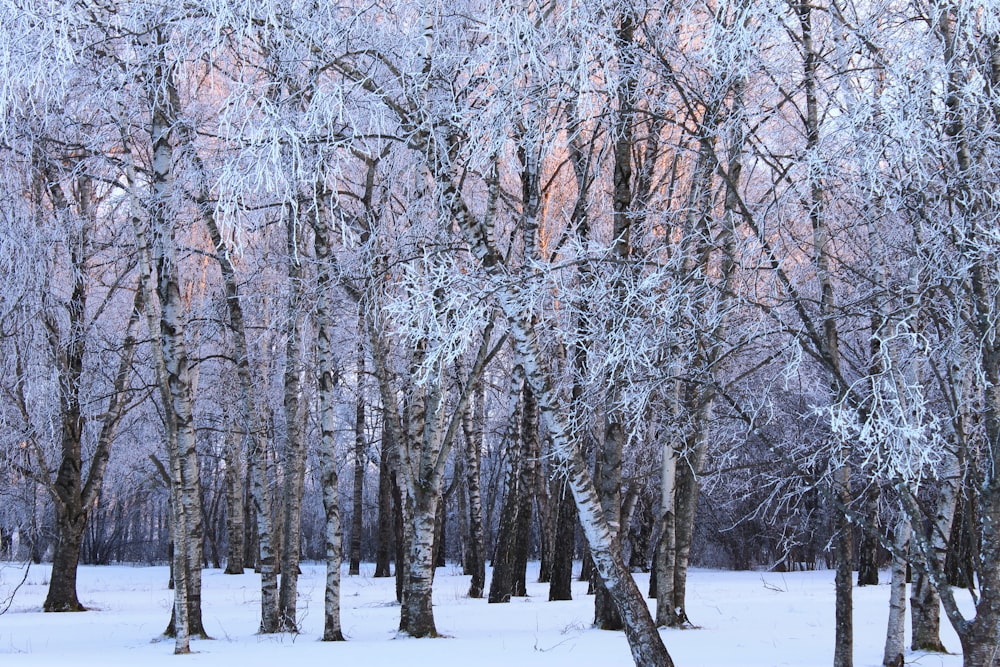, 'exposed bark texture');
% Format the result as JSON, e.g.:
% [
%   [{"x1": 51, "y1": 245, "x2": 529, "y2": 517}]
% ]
[
  {"x1": 910, "y1": 449, "x2": 960, "y2": 652},
  {"x1": 314, "y1": 201, "x2": 345, "y2": 642},
  {"x1": 548, "y1": 476, "x2": 577, "y2": 601},
  {"x1": 127, "y1": 30, "x2": 206, "y2": 651},
  {"x1": 655, "y1": 427, "x2": 678, "y2": 626},
  {"x1": 883, "y1": 516, "x2": 910, "y2": 667},
  {"x1": 223, "y1": 431, "x2": 246, "y2": 575},
  {"x1": 490, "y1": 369, "x2": 529, "y2": 604},
  {"x1": 461, "y1": 383, "x2": 487, "y2": 599},
  {"x1": 277, "y1": 215, "x2": 308, "y2": 634},
  {"x1": 858, "y1": 491, "x2": 880, "y2": 587},
  {"x1": 42, "y1": 263, "x2": 141, "y2": 612},
  {"x1": 374, "y1": 432, "x2": 394, "y2": 579},
  {"x1": 349, "y1": 328, "x2": 366, "y2": 577}
]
